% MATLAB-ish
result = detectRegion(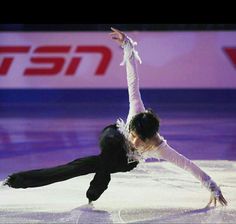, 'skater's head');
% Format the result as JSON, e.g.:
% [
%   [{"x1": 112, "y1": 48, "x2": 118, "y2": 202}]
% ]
[{"x1": 128, "y1": 109, "x2": 160, "y2": 148}]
